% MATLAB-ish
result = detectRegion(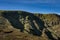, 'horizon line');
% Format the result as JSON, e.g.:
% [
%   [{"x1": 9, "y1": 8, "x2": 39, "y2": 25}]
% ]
[{"x1": 0, "y1": 10, "x2": 60, "y2": 15}]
